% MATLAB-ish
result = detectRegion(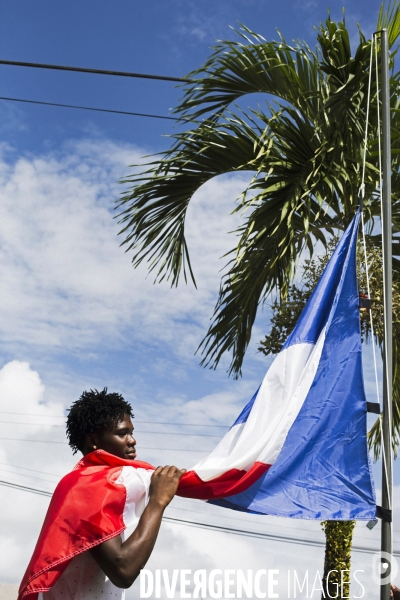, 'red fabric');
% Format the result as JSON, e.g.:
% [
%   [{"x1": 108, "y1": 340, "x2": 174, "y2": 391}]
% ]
[
  {"x1": 18, "y1": 452, "x2": 155, "y2": 600},
  {"x1": 178, "y1": 462, "x2": 270, "y2": 499},
  {"x1": 19, "y1": 451, "x2": 270, "y2": 600}
]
